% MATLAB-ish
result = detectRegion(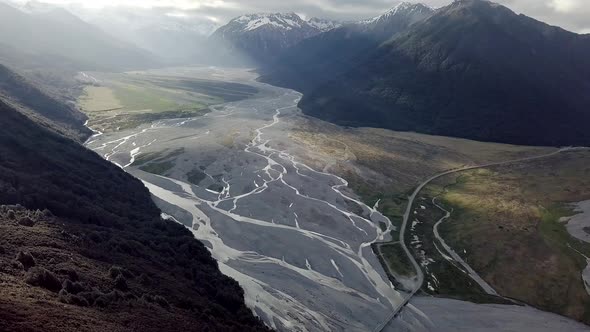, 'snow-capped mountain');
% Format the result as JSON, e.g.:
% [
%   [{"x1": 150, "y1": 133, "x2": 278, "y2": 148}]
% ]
[
  {"x1": 210, "y1": 13, "x2": 337, "y2": 64},
  {"x1": 259, "y1": 2, "x2": 437, "y2": 91},
  {"x1": 307, "y1": 17, "x2": 342, "y2": 32},
  {"x1": 361, "y1": 2, "x2": 434, "y2": 25},
  {"x1": 216, "y1": 13, "x2": 341, "y2": 35},
  {"x1": 20, "y1": 0, "x2": 54, "y2": 13},
  {"x1": 358, "y1": 2, "x2": 434, "y2": 40},
  {"x1": 227, "y1": 13, "x2": 310, "y2": 32}
]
